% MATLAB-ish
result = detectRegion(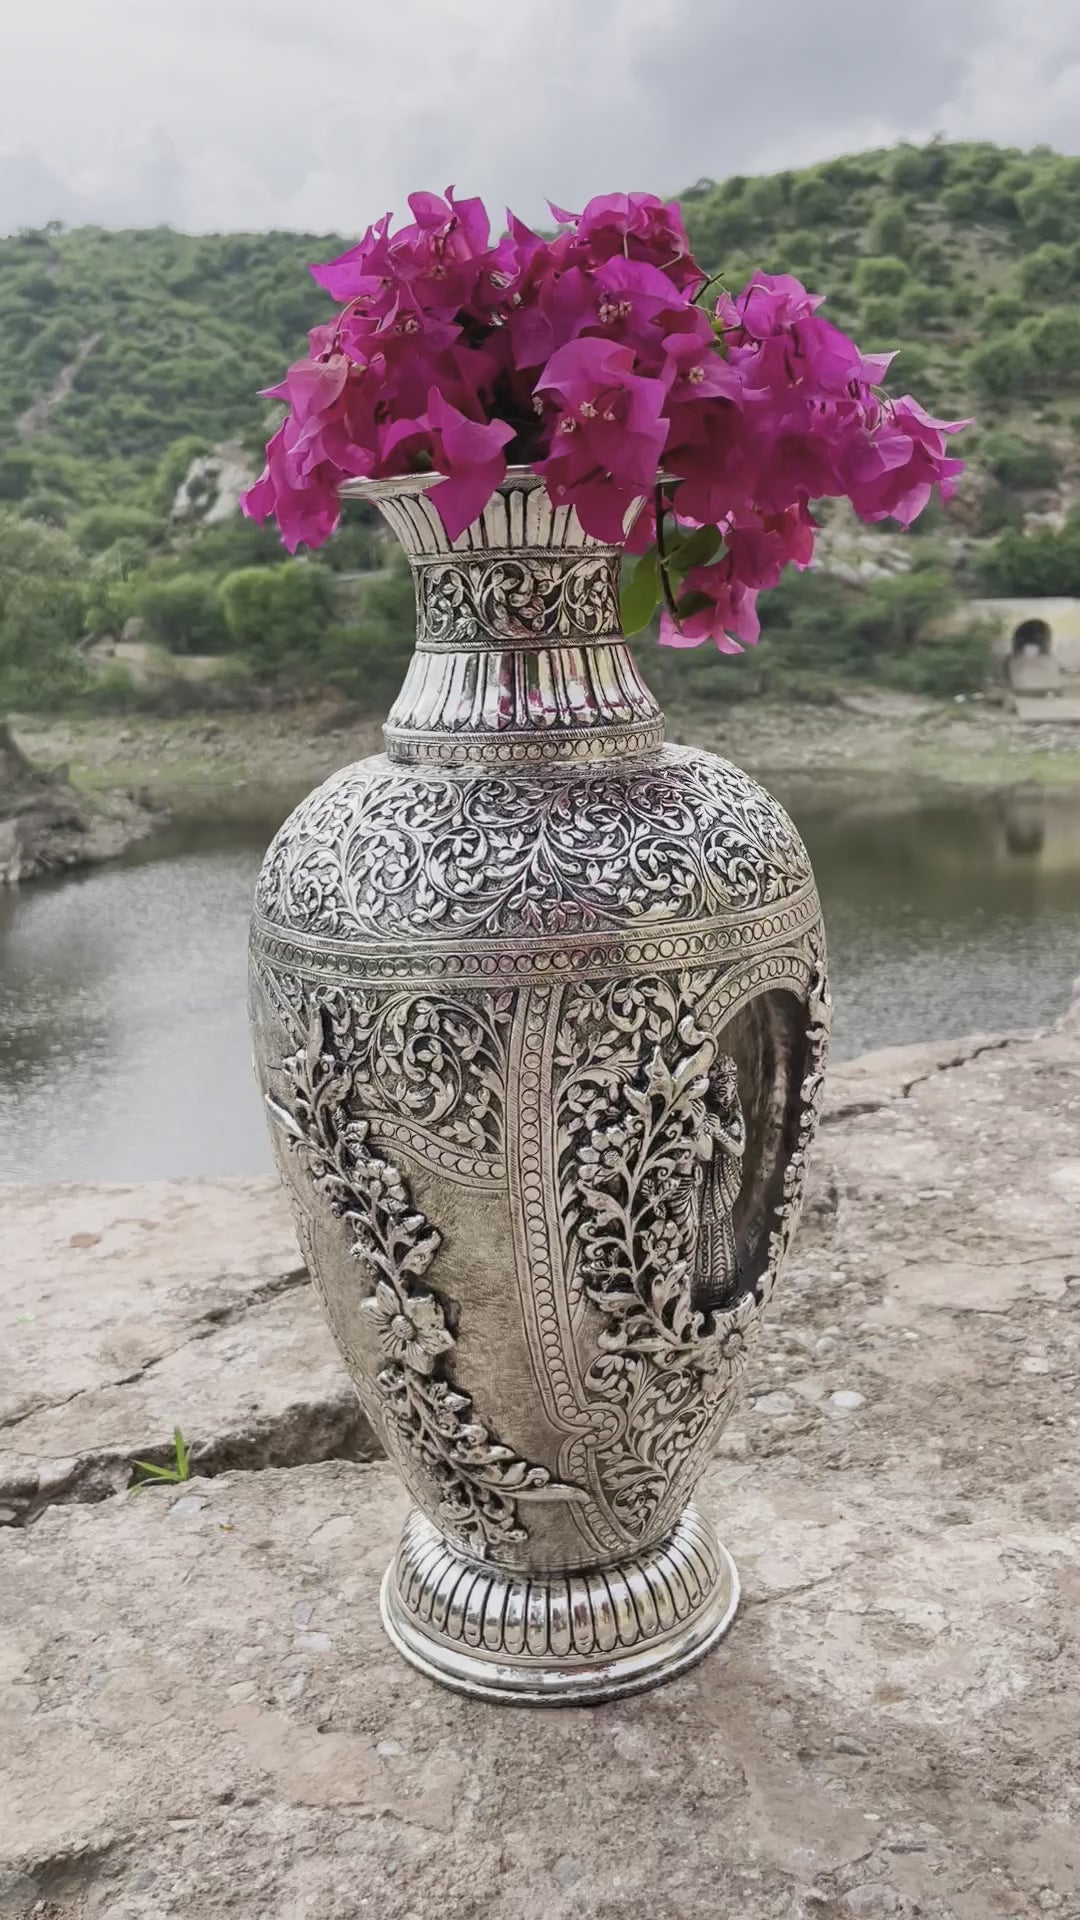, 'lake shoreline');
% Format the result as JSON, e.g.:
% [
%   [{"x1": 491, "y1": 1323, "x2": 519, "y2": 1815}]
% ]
[
  {"x1": 4, "y1": 763, "x2": 1078, "y2": 1184},
  {"x1": 10, "y1": 689, "x2": 1080, "y2": 832}
]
